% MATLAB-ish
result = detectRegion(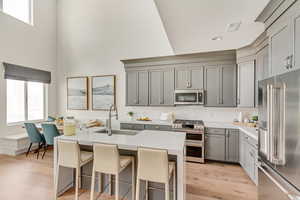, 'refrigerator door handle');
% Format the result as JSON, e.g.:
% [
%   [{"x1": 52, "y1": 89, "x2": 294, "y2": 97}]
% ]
[{"x1": 258, "y1": 162, "x2": 294, "y2": 199}]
